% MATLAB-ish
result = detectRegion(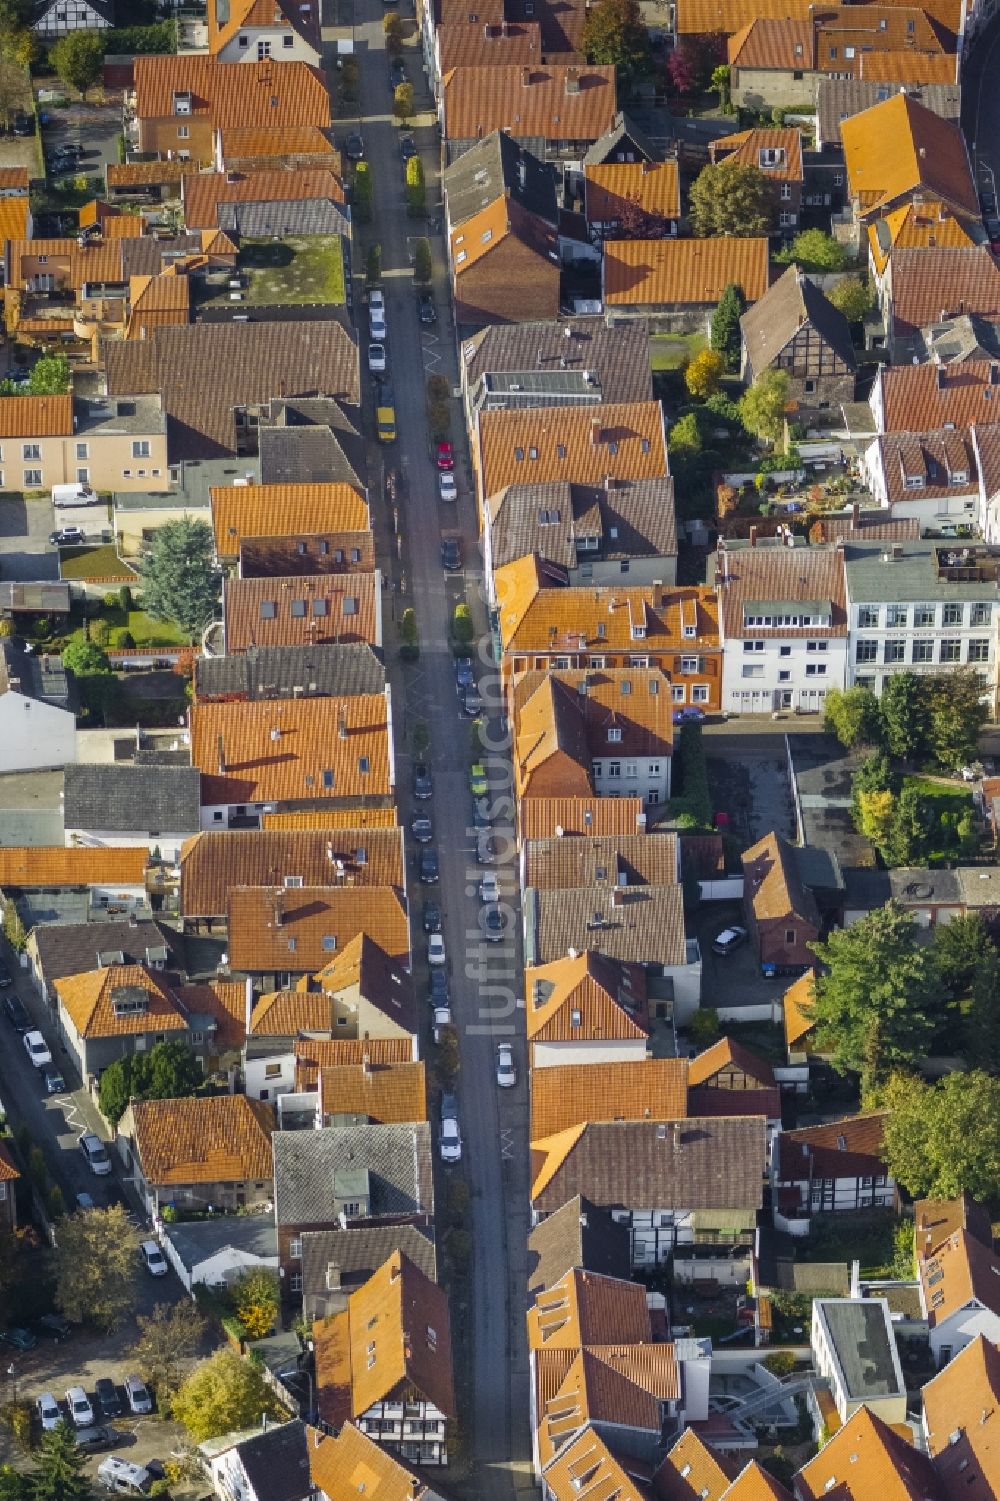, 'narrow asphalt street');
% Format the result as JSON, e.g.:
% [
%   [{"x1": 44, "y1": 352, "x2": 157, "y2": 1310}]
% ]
[
  {"x1": 962, "y1": 13, "x2": 1000, "y2": 210},
  {"x1": 340, "y1": 13, "x2": 532, "y2": 1493}
]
